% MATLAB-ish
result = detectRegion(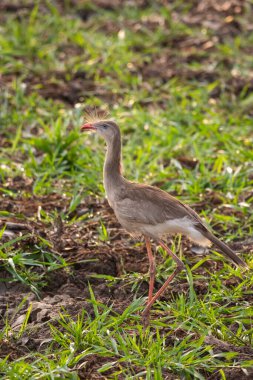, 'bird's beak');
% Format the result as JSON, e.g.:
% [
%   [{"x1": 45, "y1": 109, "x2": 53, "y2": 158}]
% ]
[{"x1": 80, "y1": 123, "x2": 96, "y2": 132}]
